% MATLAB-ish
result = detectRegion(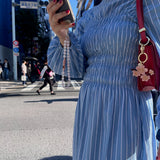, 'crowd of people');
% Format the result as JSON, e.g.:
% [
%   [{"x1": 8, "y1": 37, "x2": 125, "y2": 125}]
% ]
[
  {"x1": 20, "y1": 59, "x2": 56, "y2": 94},
  {"x1": 0, "y1": 58, "x2": 56, "y2": 95},
  {"x1": 0, "y1": 58, "x2": 41, "y2": 82},
  {"x1": 20, "y1": 60, "x2": 41, "y2": 84}
]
